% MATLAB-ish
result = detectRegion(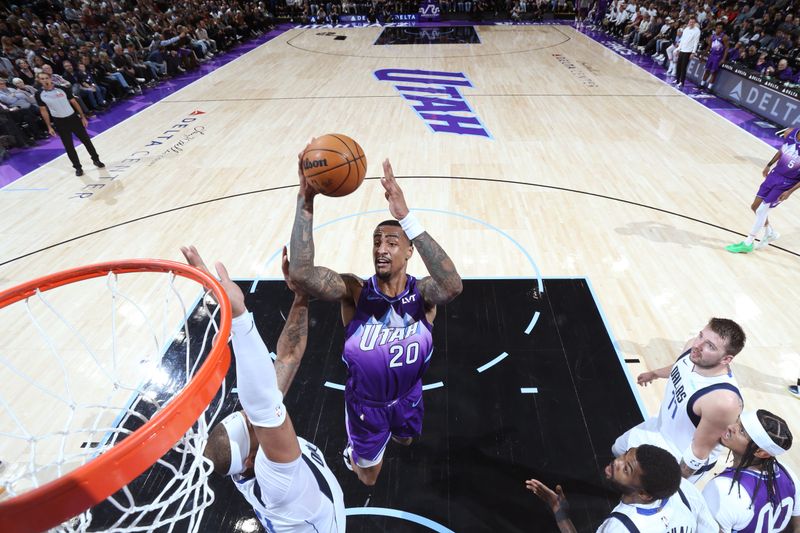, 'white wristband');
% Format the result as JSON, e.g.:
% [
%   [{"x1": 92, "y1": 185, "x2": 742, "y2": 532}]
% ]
[
  {"x1": 682, "y1": 444, "x2": 706, "y2": 471},
  {"x1": 399, "y1": 212, "x2": 424, "y2": 241}
]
